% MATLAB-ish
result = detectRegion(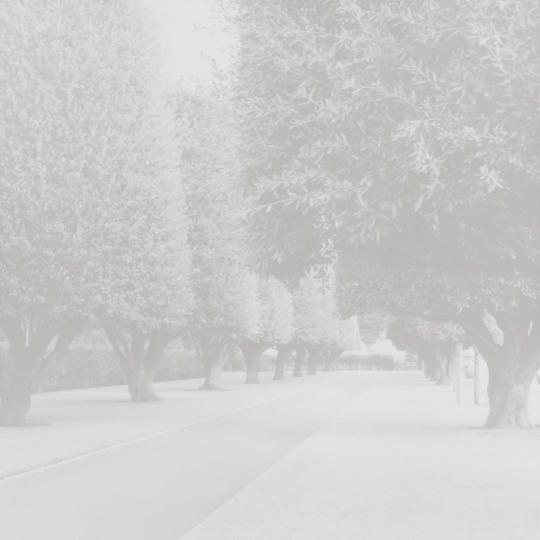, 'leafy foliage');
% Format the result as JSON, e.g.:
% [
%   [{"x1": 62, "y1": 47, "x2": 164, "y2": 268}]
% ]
[
  {"x1": 256, "y1": 276, "x2": 295, "y2": 346},
  {"x1": 226, "y1": 0, "x2": 539, "y2": 283},
  {"x1": 387, "y1": 316, "x2": 463, "y2": 354},
  {"x1": 336, "y1": 316, "x2": 362, "y2": 351},
  {"x1": 355, "y1": 311, "x2": 389, "y2": 349},
  {"x1": 176, "y1": 90, "x2": 258, "y2": 387},
  {"x1": 0, "y1": 0, "x2": 189, "y2": 329},
  {"x1": 0, "y1": 0, "x2": 192, "y2": 416},
  {"x1": 225, "y1": 0, "x2": 539, "y2": 425},
  {"x1": 293, "y1": 274, "x2": 338, "y2": 346}
]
